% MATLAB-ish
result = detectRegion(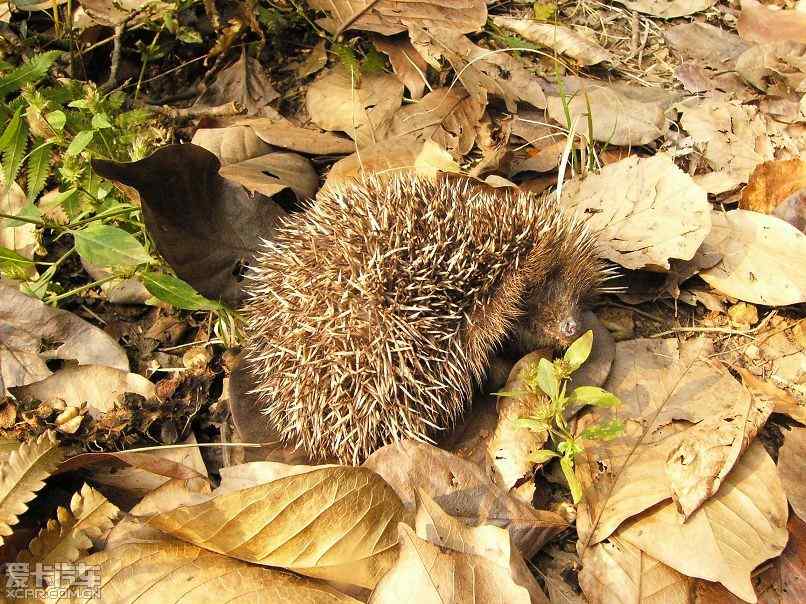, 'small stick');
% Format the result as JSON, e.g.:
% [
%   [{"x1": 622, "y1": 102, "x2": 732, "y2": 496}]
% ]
[{"x1": 146, "y1": 101, "x2": 242, "y2": 118}]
